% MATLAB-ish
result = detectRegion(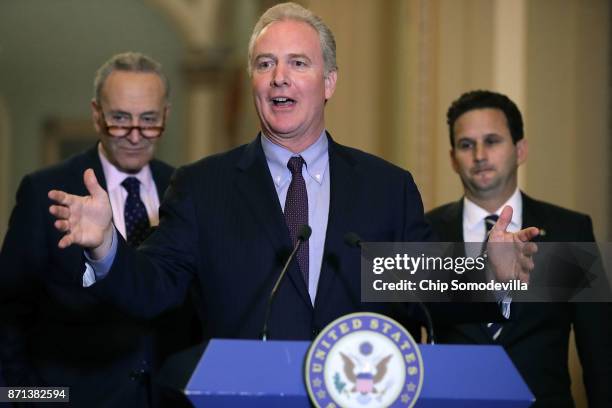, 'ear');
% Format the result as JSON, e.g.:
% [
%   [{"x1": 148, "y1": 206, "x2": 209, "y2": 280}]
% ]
[
  {"x1": 163, "y1": 104, "x2": 171, "y2": 120},
  {"x1": 516, "y1": 138, "x2": 528, "y2": 165},
  {"x1": 450, "y1": 148, "x2": 460, "y2": 174},
  {"x1": 91, "y1": 100, "x2": 102, "y2": 133},
  {"x1": 324, "y1": 70, "x2": 337, "y2": 100}
]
